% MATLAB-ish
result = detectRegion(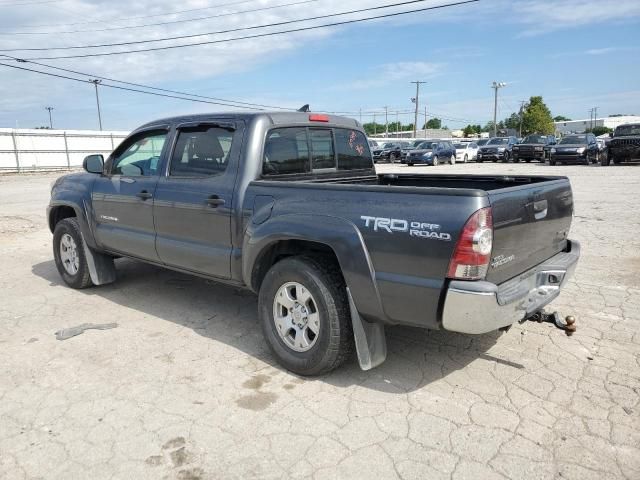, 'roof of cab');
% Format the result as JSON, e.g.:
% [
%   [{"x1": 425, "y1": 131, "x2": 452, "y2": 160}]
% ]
[{"x1": 135, "y1": 111, "x2": 361, "y2": 132}]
